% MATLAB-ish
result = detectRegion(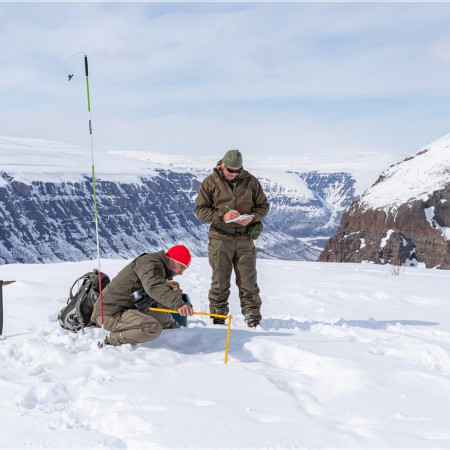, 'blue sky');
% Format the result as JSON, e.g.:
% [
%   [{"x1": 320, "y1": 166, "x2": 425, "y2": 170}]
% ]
[{"x1": 2, "y1": 2, "x2": 450, "y2": 160}]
